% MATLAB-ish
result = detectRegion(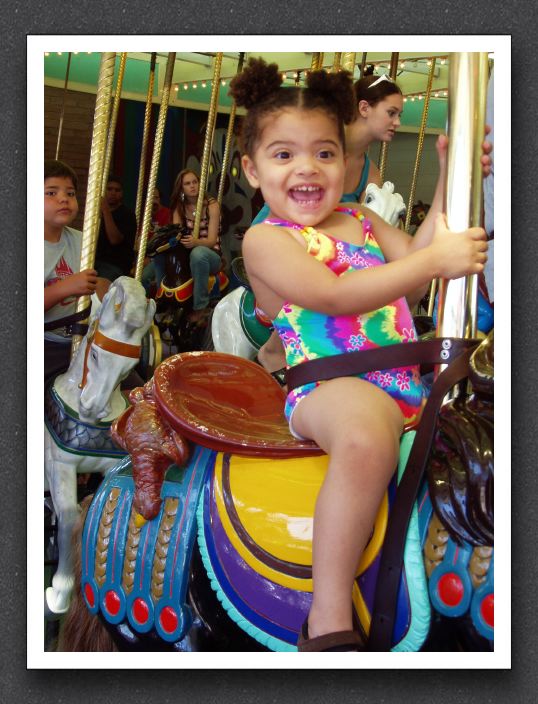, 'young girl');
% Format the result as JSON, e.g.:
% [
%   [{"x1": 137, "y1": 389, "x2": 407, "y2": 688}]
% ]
[
  {"x1": 229, "y1": 58, "x2": 488, "y2": 652},
  {"x1": 254, "y1": 67, "x2": 404, "y2": 376}
]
